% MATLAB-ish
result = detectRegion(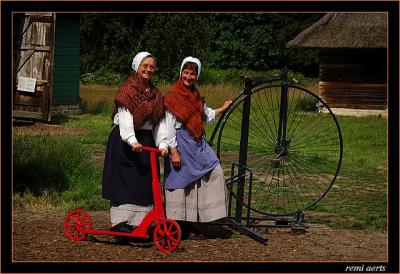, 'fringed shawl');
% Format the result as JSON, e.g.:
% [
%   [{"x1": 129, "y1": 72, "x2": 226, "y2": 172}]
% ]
[
  {"x1": 113, "y1": 74, "x2": 165, "y2": 127},
  {"x1": 164, "y1": 80, "x2": 205, "y2": 139}
]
